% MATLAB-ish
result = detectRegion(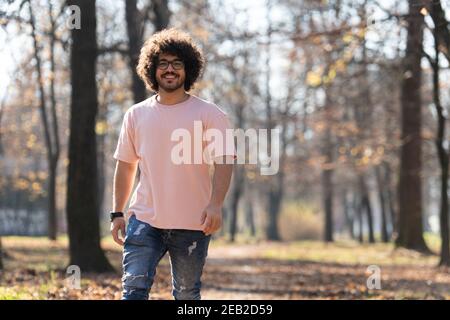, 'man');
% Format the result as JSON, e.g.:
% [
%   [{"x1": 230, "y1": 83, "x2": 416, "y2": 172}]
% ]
[{"x1": 110, "y1": 28, "x2": 235, "y2": 300}]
